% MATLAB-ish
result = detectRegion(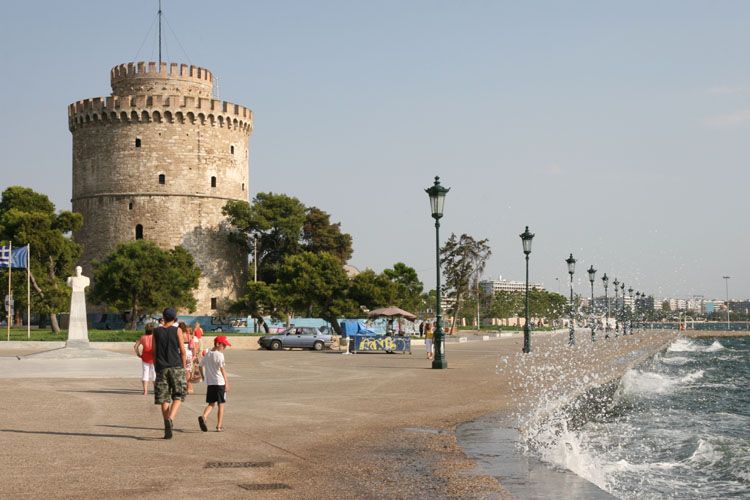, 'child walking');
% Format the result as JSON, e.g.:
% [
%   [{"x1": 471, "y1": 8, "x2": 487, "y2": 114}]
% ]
[{"x1": 198, "y1": 335, "x2": 231, "y2": 432}]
